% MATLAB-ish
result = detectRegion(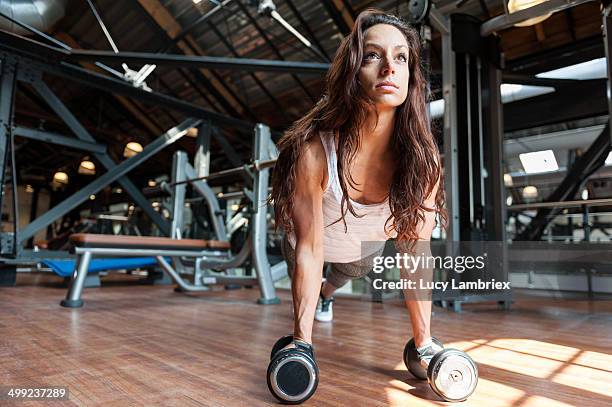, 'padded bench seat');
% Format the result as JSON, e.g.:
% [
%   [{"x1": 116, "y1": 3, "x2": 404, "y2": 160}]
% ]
[
  {"x1": 61, "y1": 233, "x2": 232, "y2": 308},
  {"x1": 69, "y1": 233, "x2": 231, "y2": 251}
]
